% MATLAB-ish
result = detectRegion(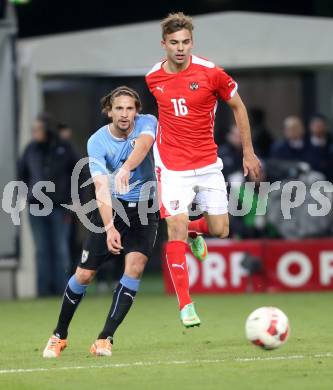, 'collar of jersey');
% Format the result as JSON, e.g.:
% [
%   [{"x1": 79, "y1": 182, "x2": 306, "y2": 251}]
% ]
[
  {"x1": 106, "y1": 122, "x2": 135, "y2": 142},
  {"x1": 161, "y1": 55, "x2": 193, "y2": 75}
]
